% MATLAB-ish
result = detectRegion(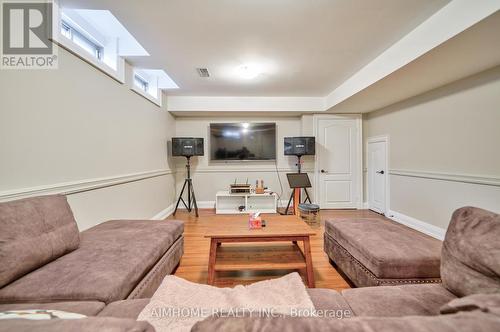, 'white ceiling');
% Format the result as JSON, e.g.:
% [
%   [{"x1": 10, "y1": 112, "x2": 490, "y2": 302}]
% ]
[
  {"x1": 60, "y1": 0, "x2": 450, "y2": 97},
  {"x1": 330, "y1": 11, "x2": 500, "y2": 113}
]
